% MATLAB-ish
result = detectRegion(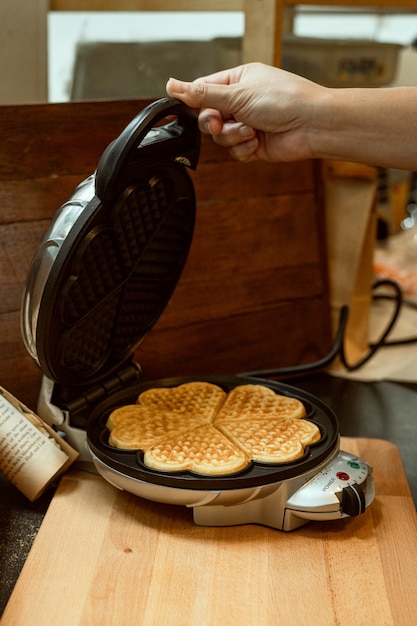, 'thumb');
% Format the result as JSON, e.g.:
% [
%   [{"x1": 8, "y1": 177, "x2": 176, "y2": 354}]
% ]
[{"x1": 166, "y1": 77, "x2": 233, "y2": 112}]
